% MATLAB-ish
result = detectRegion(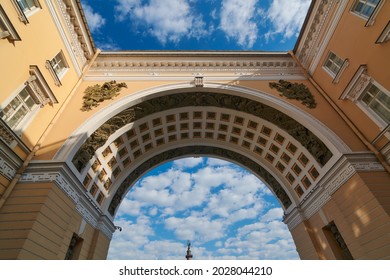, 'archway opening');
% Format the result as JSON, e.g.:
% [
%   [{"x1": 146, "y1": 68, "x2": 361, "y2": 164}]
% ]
[{"x1": 107, "y1": 156, "x2": 299, "y2": 260}]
